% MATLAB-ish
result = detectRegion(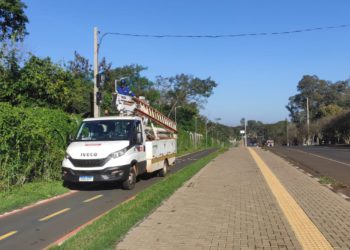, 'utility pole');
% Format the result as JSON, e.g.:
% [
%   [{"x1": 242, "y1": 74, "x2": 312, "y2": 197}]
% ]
[
  {"x1": 93, "y1": 27, "x2": 99, "y2": 118},
  {"x1": 205, "y1": 120, "x2": 208, "y2": 148},
  {"x1": 286, "y1": 118, "x2": 289, "y2": 146},
  {"x1": 194, "y1": 116, "x2": 198, "y2": 149},
  {"x1": 175, "y1": 106, "x2": 181, "y2": 124},
  {"x1": 215, "y1": 118, "x2": 221, "y2": 146},
  {"x1": 244, "y1": 119, "x2": 247, "y2": 147},
  {"x1": 306, "y1": 97, "x2": 310, "y2": 145}
]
